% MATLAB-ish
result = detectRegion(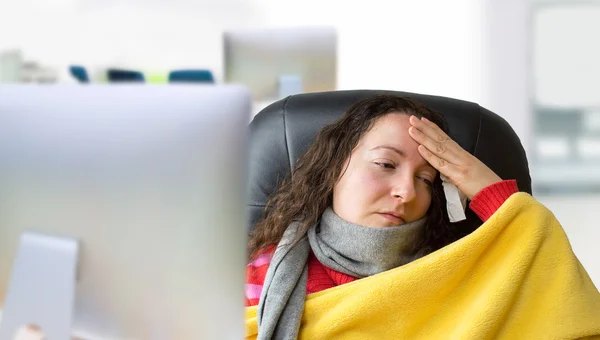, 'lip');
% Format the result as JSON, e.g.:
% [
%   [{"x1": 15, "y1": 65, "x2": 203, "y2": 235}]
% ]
[{"x1": 378, "y1": 213, "x2": 405, "y2": 224}]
